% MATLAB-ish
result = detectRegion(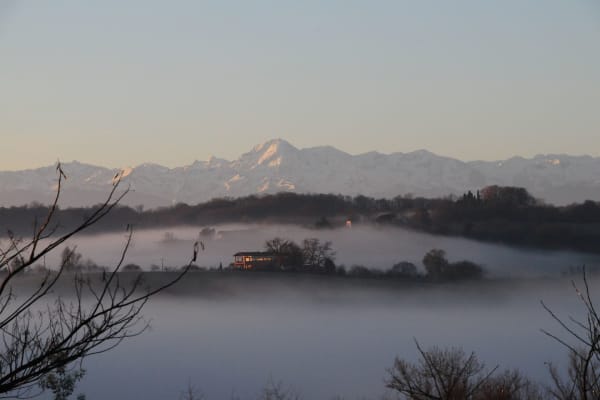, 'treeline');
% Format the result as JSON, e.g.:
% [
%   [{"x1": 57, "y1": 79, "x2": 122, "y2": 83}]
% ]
[
  {"x1": 318, "y1": 248, "x2": 483, "y2": 282},
  {"x1": 15, "y1": 238, "x2": 484, "y2": 283},
  {"x1": 2, "y1": 186, "x2": 600, "y2": 253},
  {"x1": 257, "y1": 238, "x2": 484, "y2": 281},
  {"x1": 405, "y1": 186, "x2": 600, "y2": 253}
]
